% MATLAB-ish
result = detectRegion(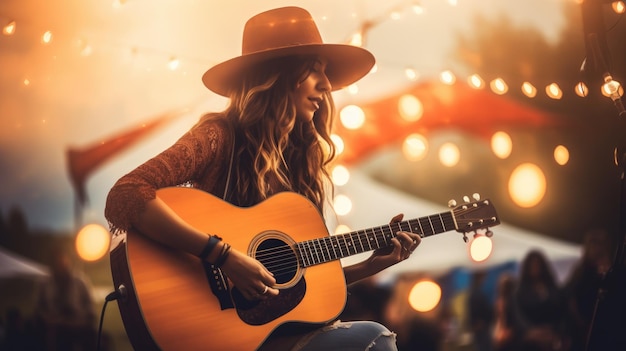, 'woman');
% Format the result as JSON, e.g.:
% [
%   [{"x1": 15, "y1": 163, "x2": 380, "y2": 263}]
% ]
[
  {"x1": 105, "y1": 6, "x2": 421, "y2": 351},
  {"x1": 512, "y1": 250, "x2": 569, "y2": 351}
]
